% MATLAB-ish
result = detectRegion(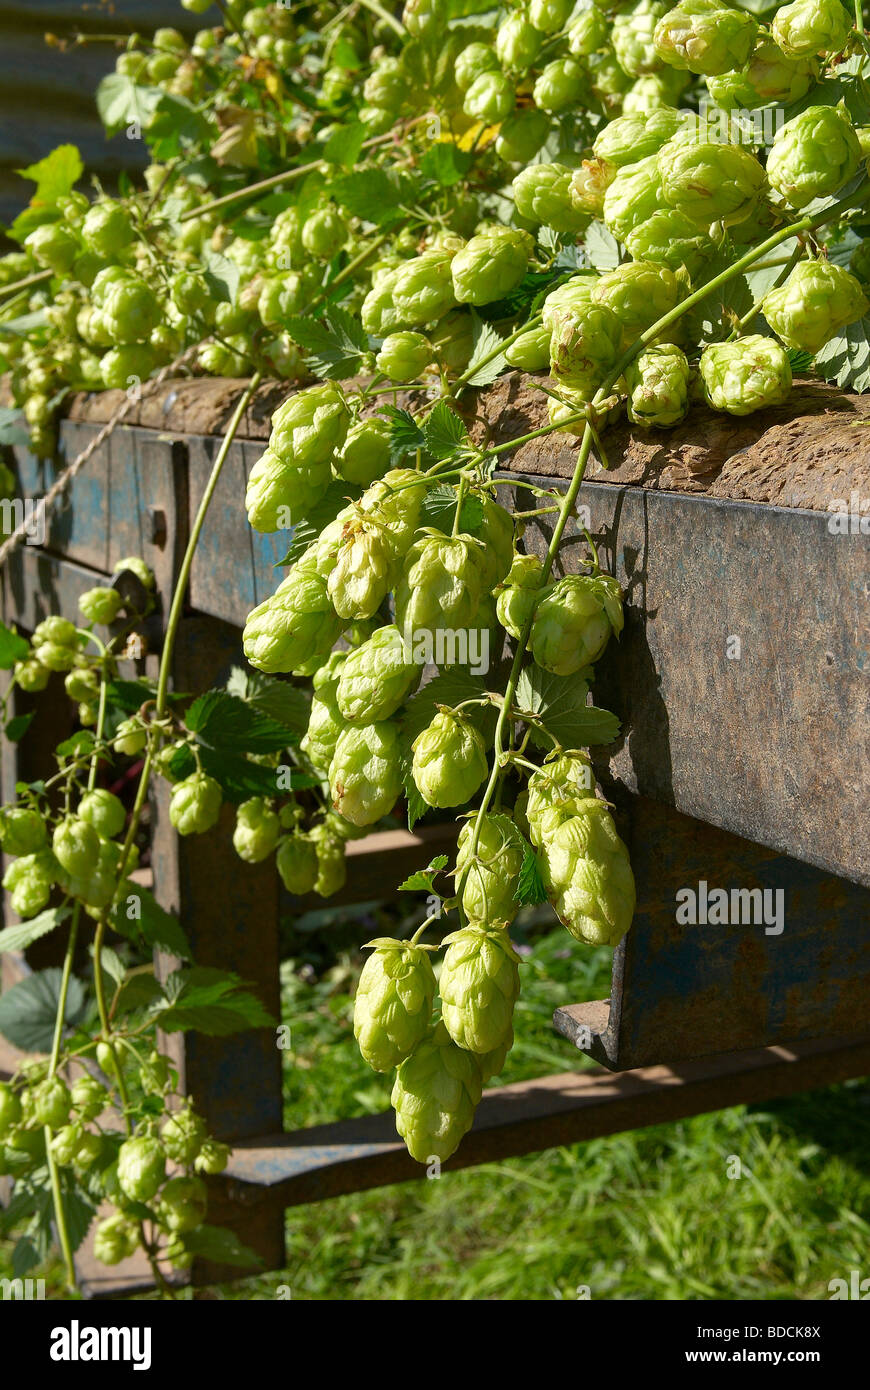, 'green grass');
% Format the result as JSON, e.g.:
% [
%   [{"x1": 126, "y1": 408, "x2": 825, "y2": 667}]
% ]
[{"x1": 4, "y1": 907, "x2": 869, "y2": 1300}]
